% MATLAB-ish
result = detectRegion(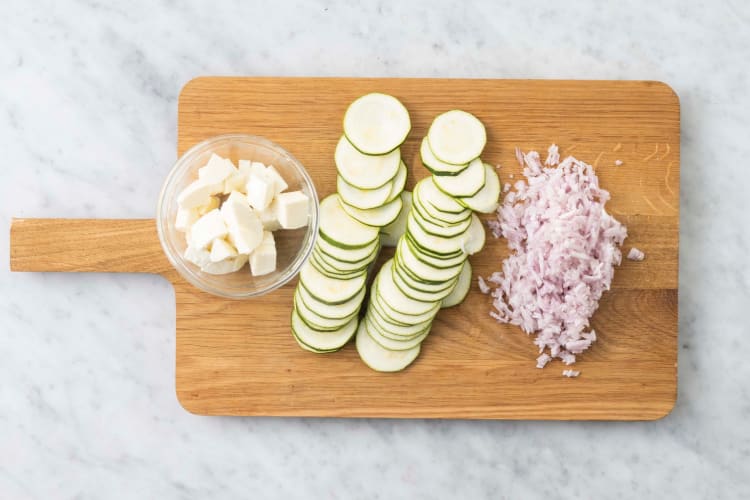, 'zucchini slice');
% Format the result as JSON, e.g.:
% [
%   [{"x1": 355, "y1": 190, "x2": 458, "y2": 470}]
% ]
[
  {"x1": 441, "y1": 260, "x2": 472, "y2": 308},
  {"x1": 433, "y1": 157, "x2": 486, "y2": 197},
  {"x1": 364, "y1": 317, "x2": 430, "y2": 351},
  {"x1": 420, "y1": 137, "x2": 467, "y2": 175},
  {"x1": 340, "y1": 194, "x2": 403, "y2": 228},
  {"x1": 343, "y1": 93, "x2": 411, "y2": 155},
  {"x1": 376, "y1": 260, "x2": 441, "y2": 315},
  {"x1": 416, "y1": 177, "x2": 468, "y2": 215},
  {"x1": 318, "y1": 195, "x2": 379, "y2": 249},
  {"x1": 462, "y1": 213, "x2": 486, "y2": 255},
  {"x1": 385, "y1": 160, "x2": 408, "y2": 203},
  {"x1": 295, "y1": 289, "x2": 358, "y2": 330},
  {"x1": 291, "y1": 309, "x2": 358, "y2": 352},
  {"x1": 337, "y1": 174, "x2": 393, "y2": 210},
  {"x1": 396, "y1": 237, "x2": 464, "y2": 282},
  {"x1": 458, "y1": 162, "x2": 501, "y2": 213},
  {"x1": 356, "y1": 321, "x2": 421, "y2": 372},
  {"x1": 406, "y1": 212, "x2": 467, "y2": 255},
  {"x1": 381, "y1": 191, "x2": 412, "y2": 248},
  {"x1": 427, "y1": 110, "x2": 486, "y2": 165},
  {"x1": 335, "y1": 135, "x2": 401, "y2": 189},
  {"x1": 316, "y1": 234, "x2": 379, "y2": 263},
  {"x1": 299, "y1": 261, "x2": 366, "y2": 305}
]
